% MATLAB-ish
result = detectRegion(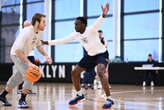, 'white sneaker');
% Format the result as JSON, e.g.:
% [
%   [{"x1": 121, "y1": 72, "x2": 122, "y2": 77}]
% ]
[
  {"x1": 151, "y1": 81, "x2": 154, "y2": 86},
  {"x1": 143, "y1": 81, "x2": 146, "y2": 87}
]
